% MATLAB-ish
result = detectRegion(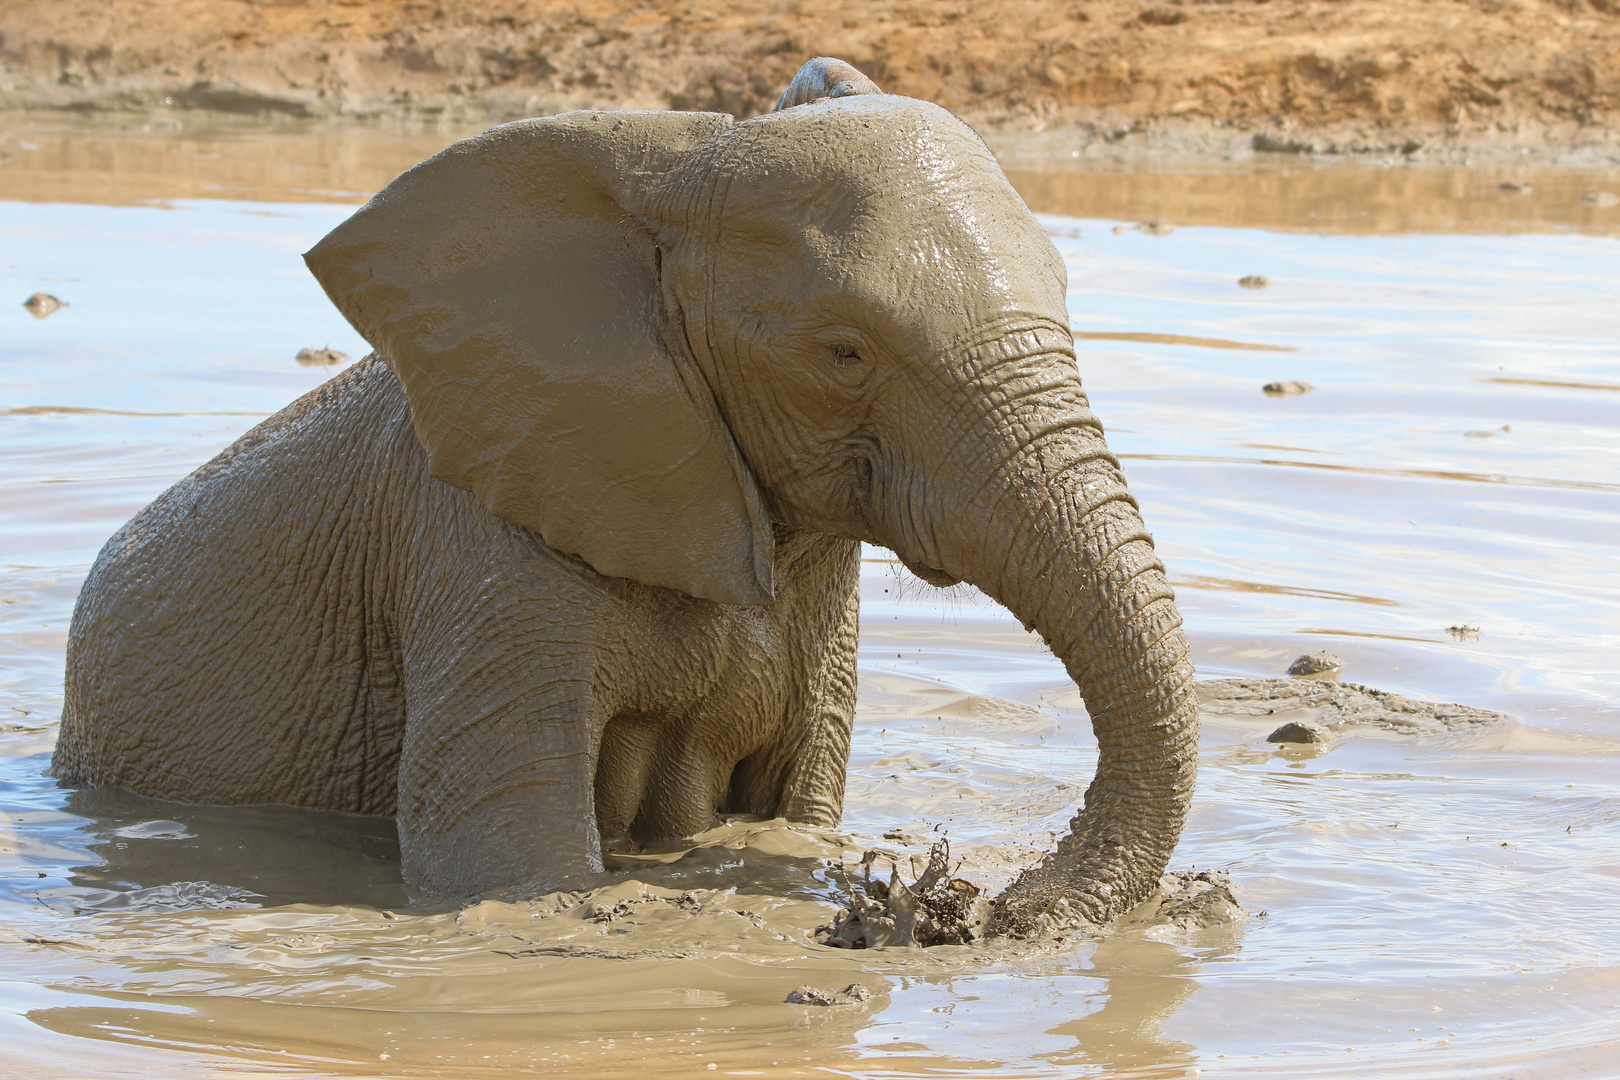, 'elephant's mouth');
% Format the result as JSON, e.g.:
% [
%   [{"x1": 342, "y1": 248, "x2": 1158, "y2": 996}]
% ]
[{"x1": 897, "y1": 555, "x2": 960, "y2": 588}]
